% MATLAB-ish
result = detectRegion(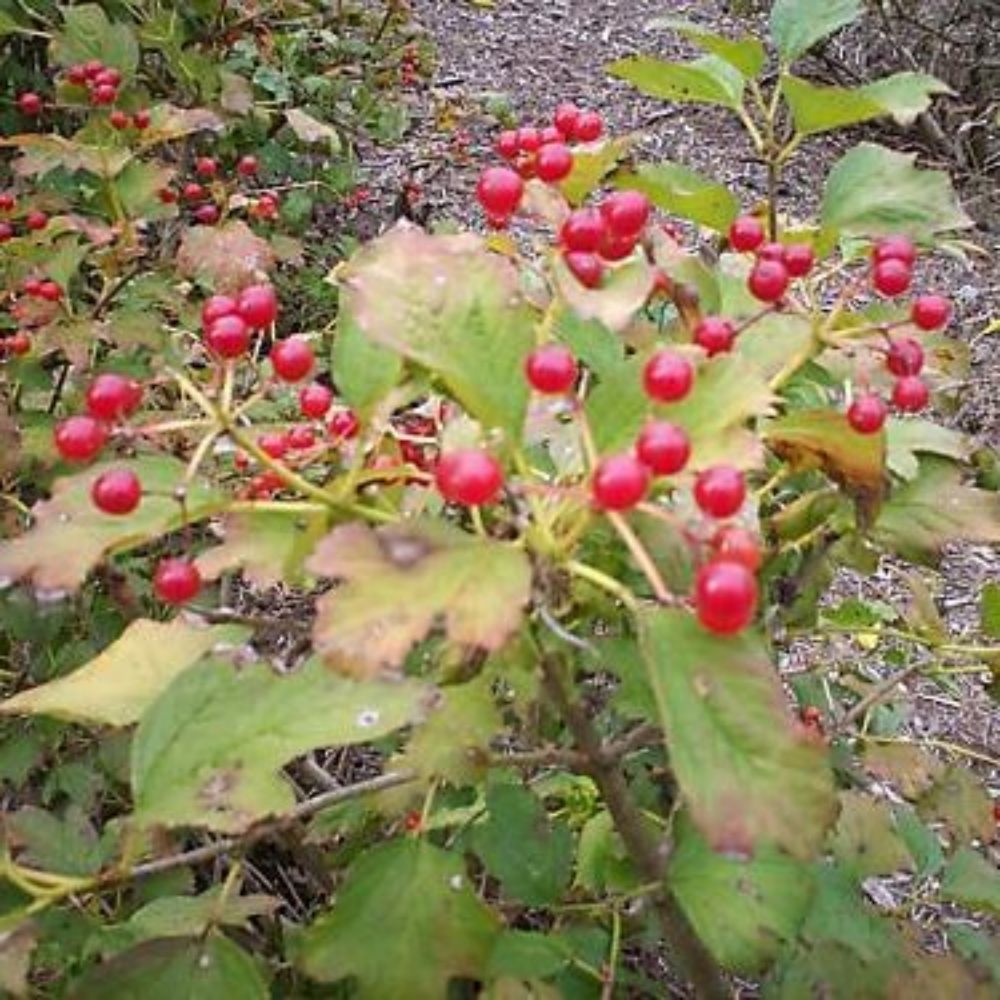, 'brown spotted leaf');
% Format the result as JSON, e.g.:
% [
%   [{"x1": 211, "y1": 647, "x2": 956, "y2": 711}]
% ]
[
  {"x1": 862, "y1": 743, "x2": 942, "y2": 799},
  {"x1": 828, "y1": 792, "x2": 912, "y2": 877},
  {"x1": 552, "y1": 253, "x2": 656, "y2": 334},
  {"x1": 176, "y1": 220, "x2": 276, "y2": 294},
  {"x1": 916, "y1": 765, "x2": 994, "y2": 844},
  {"x1": 639, "y1": 608, "x2": 837, "y2": 857},
  {"x1": 132, "y1": 657, "x2": 431, "y2": 832},
  {"x1": 308, "y1": 520, "x2": 531, "y2": 678}
]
